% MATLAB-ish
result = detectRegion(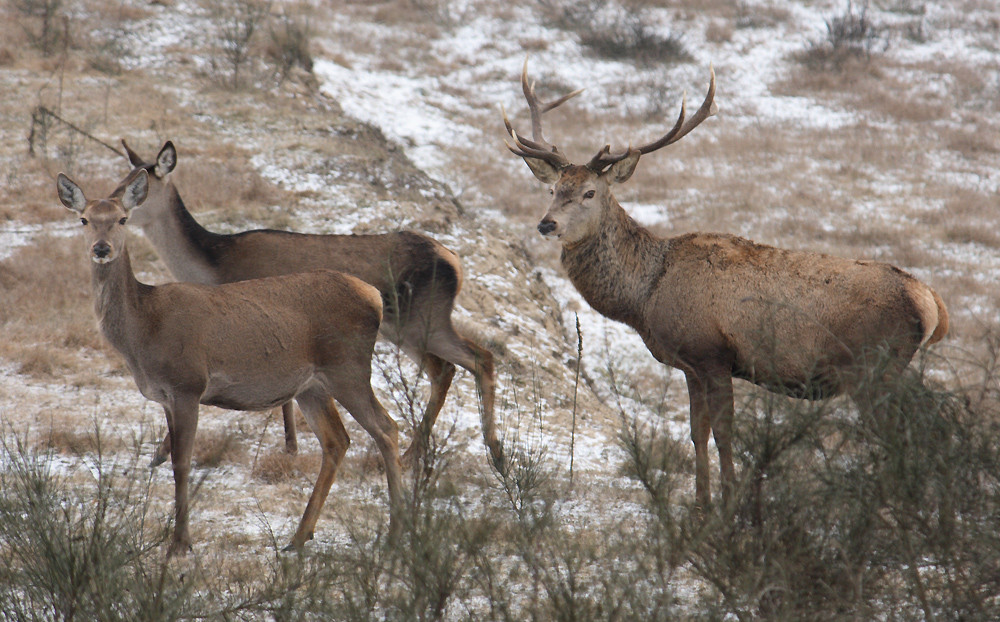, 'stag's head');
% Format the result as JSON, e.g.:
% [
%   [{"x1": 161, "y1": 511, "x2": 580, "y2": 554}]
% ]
[
  {"x1": 58, "y1": 169, "x2": 149, "y2": 264},
  {"x1": 503, "y1": 60, "x2": 717, "y2": 244},
  {"x1": 118, "y1": 139, "x2": 177, "y2": 227}
]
